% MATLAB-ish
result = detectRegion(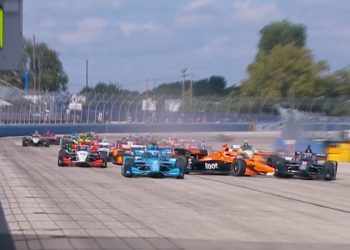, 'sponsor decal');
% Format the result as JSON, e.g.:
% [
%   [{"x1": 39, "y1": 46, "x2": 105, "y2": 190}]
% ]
[{"x1": 205, "y1": 162, "x2": 218, "y2": 170}]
